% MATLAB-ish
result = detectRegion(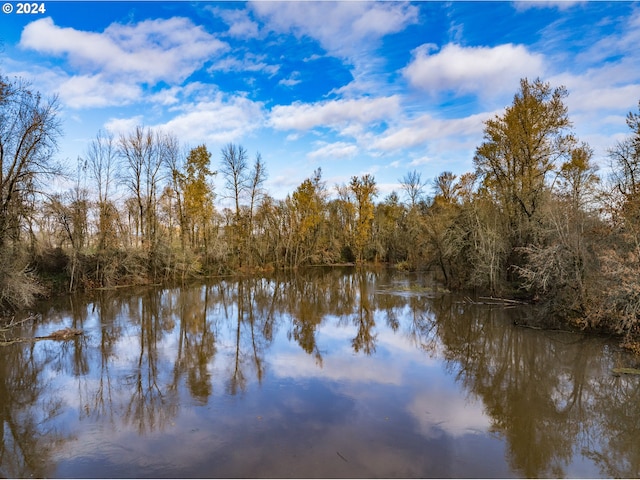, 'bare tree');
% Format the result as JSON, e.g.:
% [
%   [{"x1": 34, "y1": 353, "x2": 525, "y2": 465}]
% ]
[
  {"x1": 0, "y1": 75, "x2": 62, "y2": 248},
  {"x1": 246, "y1": 152, "x2": 267, "y2": 265},
  {"x1": 220, "y1": 143, "x2": 249, "y2": 221},
  {"x1": 83, "y1": 130, "x2": 118, "y2": 249},
  {"x1": 118, "y1": 127, "x2": 171, "y2": 273},
  {"x1": 400, "y1": 170, "x2": 428, "y2": 207},
  {"x1": 220, "y1": 143, "x2": 249, "y2": 266},
  {"x1": 0, "y1": 74, "x2": 62, "y2": 308}
]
